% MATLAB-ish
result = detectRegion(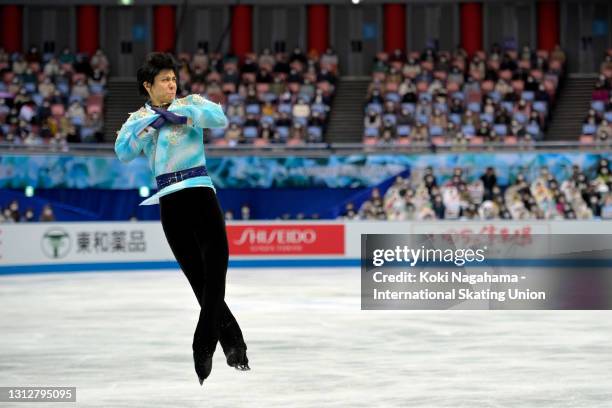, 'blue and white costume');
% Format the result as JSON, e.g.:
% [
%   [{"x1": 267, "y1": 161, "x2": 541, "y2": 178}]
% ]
[{"x1": 114, "y1": 94, "x2": 227, "y2": 205}]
